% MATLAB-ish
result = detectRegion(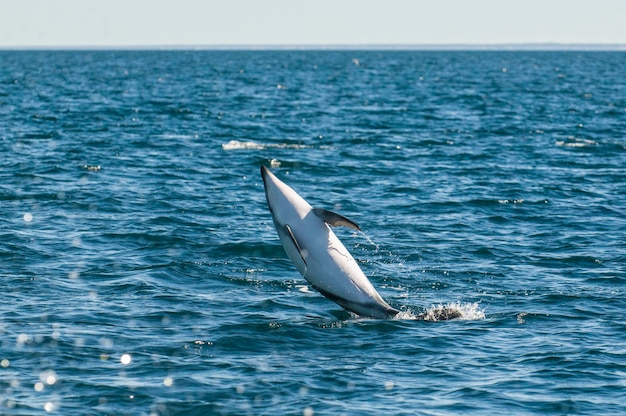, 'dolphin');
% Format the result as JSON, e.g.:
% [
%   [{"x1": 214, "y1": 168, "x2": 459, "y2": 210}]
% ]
[{"x1": 261, "y1": 165, "x2": 400, "y2": 319}]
